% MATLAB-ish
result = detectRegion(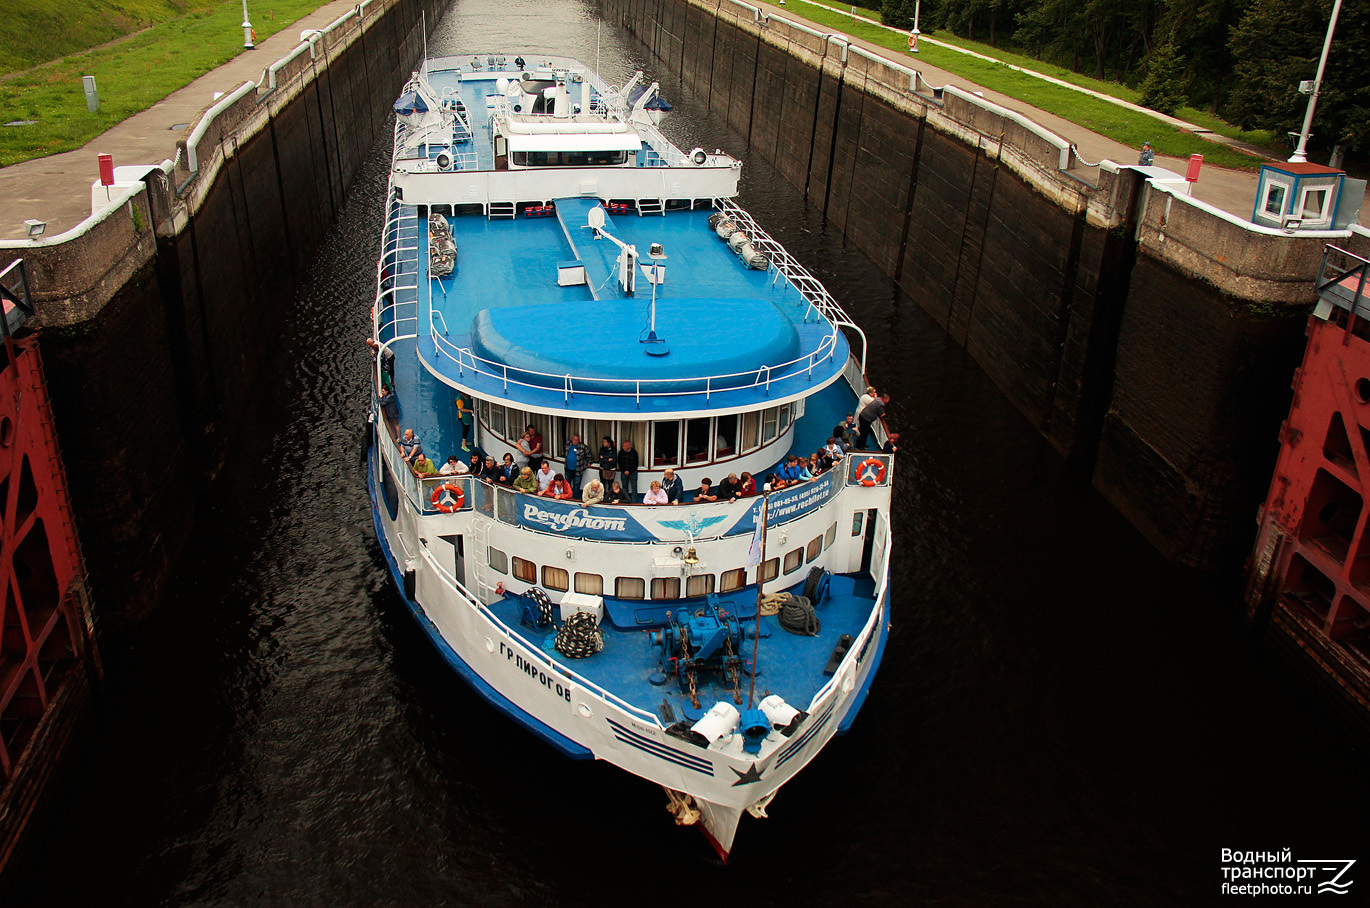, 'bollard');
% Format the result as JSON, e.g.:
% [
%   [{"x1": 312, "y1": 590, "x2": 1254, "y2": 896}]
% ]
[{"x1": 82, "y1": 76, "x2": 99, "y2": 113}]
